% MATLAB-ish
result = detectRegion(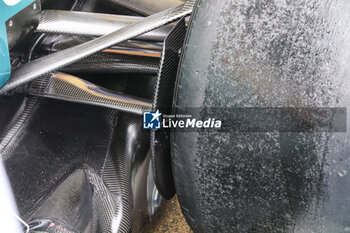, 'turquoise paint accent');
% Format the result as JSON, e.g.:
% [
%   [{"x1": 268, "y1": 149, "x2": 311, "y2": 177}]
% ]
[{"x1": 0, "y1": 0, "x2": 34, "y2": 88}]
